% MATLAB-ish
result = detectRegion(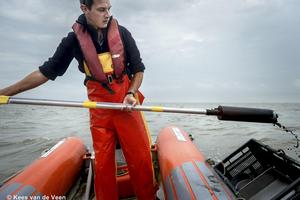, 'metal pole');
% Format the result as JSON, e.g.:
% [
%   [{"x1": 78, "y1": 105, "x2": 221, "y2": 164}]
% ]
[
  {"x1": 0, "y1": 96, "x2": 207, "y2": 115},
  {"x1": 1, "y1": 96, "x2": 278, "y2": 123}
]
